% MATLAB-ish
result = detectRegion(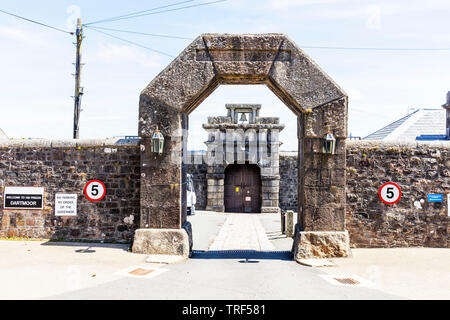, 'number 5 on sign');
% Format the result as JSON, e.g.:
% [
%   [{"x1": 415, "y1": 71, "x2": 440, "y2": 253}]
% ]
[
  {"x1": 379, "y1": 182, "x2": 401, "y2": 205},
  {"x1": 84, "y1": 180, "x2": 106, "y2": 202}
]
